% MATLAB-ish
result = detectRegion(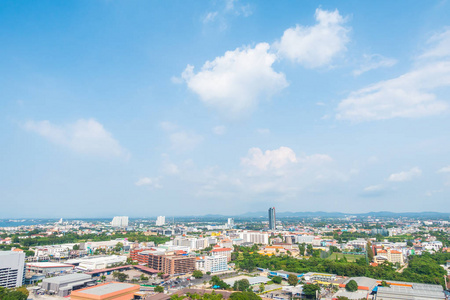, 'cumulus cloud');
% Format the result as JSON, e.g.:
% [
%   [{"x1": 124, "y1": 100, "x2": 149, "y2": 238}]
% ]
[
  {"x1": 135, "y1": 177, "x2": 162, "y2": 189},
  {"x1": 169, "y1": 131, "x2": 203, "y2": 152},
  {"x1": 337, "y1": 28, "x2": 450, "y2": 121},
  {"x1": 212, "y1": 125, "x2": 227, "y2": 135},
  {"x1": 182, "y1": 43, "x2": 288, "y2": 116},
  {"x1": 23, "y1": 119, "x2": 128, "y2": 158},
  {"x1": 240, "y1": 147, "x2": 344, "y2": 196},
  {"x1": 241, "y1": 147, "x2": 298, "y2": 171},
  {"x1": 388, "y1": 167, "x2": 422, "y2": 182},
  {"x1": 274, "y1": 8, "x2": 349, "y2": 68},
  {"x1": 438, "y1": 165, "x2": 450, "y2": 173},
  {"x1": 353, "y1": 54, "x2": 397, "y2": 76}
]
